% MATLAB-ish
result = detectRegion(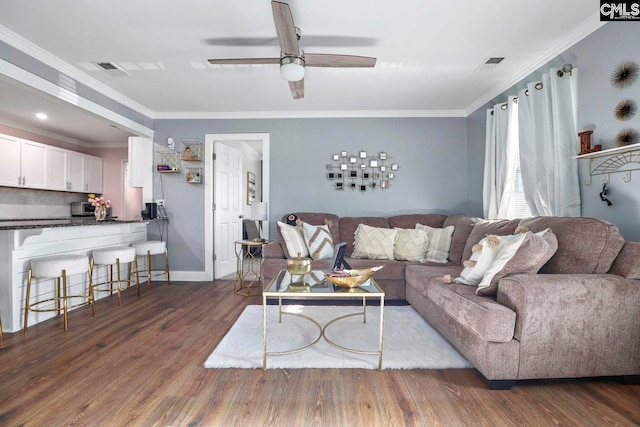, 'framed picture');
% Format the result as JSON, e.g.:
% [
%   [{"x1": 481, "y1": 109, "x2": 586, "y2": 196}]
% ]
[
  {"x1": 360, "y1": 185, "x2": 367, "y2": 192},
  {"x1": 379, "y1": 152, "x2": 387, "y2": 160},
  {"x1": 373, "y1": 172, "x2": 381, "y2": 179},
  {"x1": 363, "y1": 172, "x2": 370, "y2": 179},
  {"x1": 247, "y1": 171, "x2": 256, "y2": 205},
  {"x1": 359, "y1": 151, "x2": 367, "y2": 158},
  {"x1": 380, "y1": 165, "x2": 386, "y2": 172},
  {"x1": 340, "y1": 163, "x2": 348, "y2": 170},
  {"x1": 370, "y1": 159, "x2": 378, "y2": 168},
  {"x1": 332, "y1": 154, "x2": 340, "y2": 161},
  {"x1": 341, "y1": 151, "x2": 348, "y2": 157},
  {"x1": 391, "y1": 163, "x2": 399, "y2": 171},
  {"x1": 371, "y1": 181, "x2": 377, "y2": 189},
  {"x1": 336, "y1": 182, "x2": 344, "y2": 190},
  {"x1": 381, "y1": 180, "x2": 389, "y2": 189},
  {"x1": 326, "y1": 164, "x2": 333, "y2": 170},
  {"x1": 336, "y1": 173, "x2": 343, "y2": 179},
  {"x1": 360, "y1": 163, "x2": 367, "y2": 170},
  {"x1": 388, "y1": 173, "x2": 395, "y2": 179},
  {"x1": 349, "y1": 170, "x2": 358, "y2": 179},
  {"x1": 350, "y1": 182, "x2": 357, "y2": 189},
  {"x1": 349, "y1": 156, "x2": 357, "y2": 164},
  {"x1": 327, "y1": 172, "x2": 336, "y2": 179}
]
